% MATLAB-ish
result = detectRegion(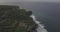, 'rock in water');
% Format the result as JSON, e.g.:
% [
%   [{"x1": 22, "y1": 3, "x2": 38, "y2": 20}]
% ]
[{"x1": 26, "y1": 11, "x2": 32, "y2": 16}]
